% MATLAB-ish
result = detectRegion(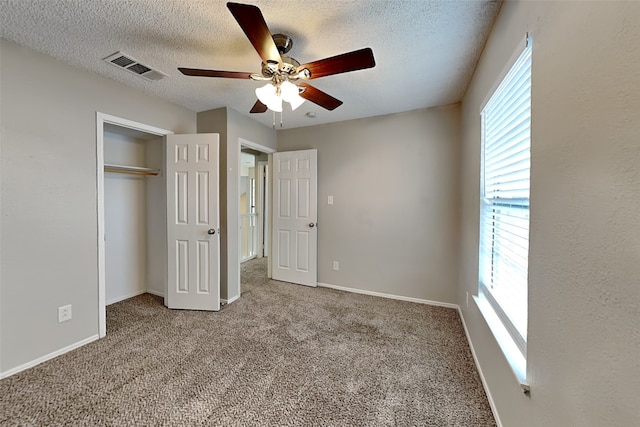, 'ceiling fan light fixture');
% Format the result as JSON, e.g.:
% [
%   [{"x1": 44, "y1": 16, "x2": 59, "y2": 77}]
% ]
[{"x1": 256, "y1": 81, "x2": 303, "y2": 112}]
